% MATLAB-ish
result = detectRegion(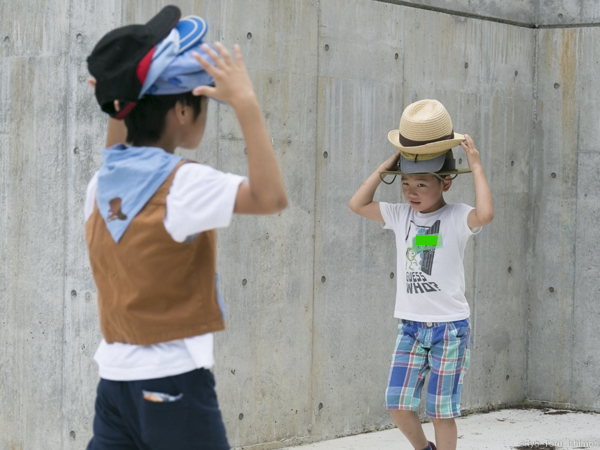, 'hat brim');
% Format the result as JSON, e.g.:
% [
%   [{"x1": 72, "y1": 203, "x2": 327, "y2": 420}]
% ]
[
  {"x1": 387, "y1": 130, "x2": 465, "y2": 154},
  {"x1": 400, "y1": 153, "x2": 446, "y2": 174},
  {"x1": 379, "y1": 167, "x2": 472, "y2": 178},
  {"x1": 176, "y1": 16, "x2": 208, "y2": 53},
  {"x1": 146, "y1": 5, "x2": 182, "y2": 43}
]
